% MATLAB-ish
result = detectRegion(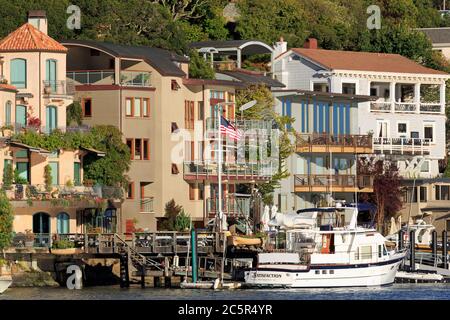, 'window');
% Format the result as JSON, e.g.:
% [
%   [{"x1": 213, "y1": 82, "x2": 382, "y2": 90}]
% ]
[
  {"x1": 342, "y1": 83, "x2": 356, "y2": 95},
  {"x1": 198, "y1": 183, "x2": 204, "y2": 200},
  {"x1": 73, "y1": 162, "x2": 81, "y2": 186},
  {"x1": 313, "y1": 82, "x2": 329, "y2": 92},
  {"x1": 57, "y1": 212, "x2": 69, "y2": 234},
  {"x1": 189, "y1": 184, "x2": 195, "y2": 200},
  {"x1": 420, "y1": 186, "x2": 427, "y2": 202},
  {"x1": 11, "y1": 58, "x2": 27, "y2": 88},
  {"x1": 397, "y1": 122, "x2": 408, "y2": 136},
  {"x1": 421, "y1": 160, "x2": 430, "y2": 173},
  {"x1": 424, "y1": 124, "x2": 434, "y2": 142},
  {"x1": 16, "y1": 162, "x2": 29, "y2": 182},
  {"x1": 134, "y1": 98, "x2": 141, "y2": 117},
  {"x1": 435, "y1": 185, "x2": 450, "y2": 200},
  {"x1": 15, "y1": 150, "x2": 28, "y2": 158},
  {"x1": 82, "y1": 98, "x2": 92, "y2": 117},
  {"x1": 185, "y1": 100, "x2": 194, "y2": 129},
  {"x1": 45, "y1": 59, "x2": 57, "y2": 91},
  {"x1": 370, "y1": 88, "x2": 378, "y2": 96},
  {"x1": 198, "y1": 102, "x2": 204, "y2": 120},
  {"x1": 210, "y1": 90, "x2": 224, "y2": 99},
  {"x1": 171, "y1": 80, "x2": 180, "y2": 90},
  {"x1": 49, "y1": 162, "x2": 59, "y2": 185},
  {"x1": 404, "y1": 187, "x2": 418, "y2": 203},
  {"x1": 171, "y1": 122, "x2": 179, "y2": 133},
  {"x1": 171, "y1": 163, "x2": 179, "y2": 174},
  {"x1": 127, "y1": 182, "x2": 134, "y2": 199},
  {"x1": 143, "y1": 98, "x2": 150, "y2": 117},
  {"x1": 378, "y1": 245, "x2": 382, "y2": 258},
  {"x1": 125, "y1": 98, "x2": 133, "y2": 117},
  {"x1": 143, "y1": 139, "x2": 150, "y2": 160},
  {"x1": 5, "y1": 101, "x2": 11, "y2": 125},
  {"x1": 126, "y1": 139, "x2": 134, "y2": 159},
  {"x1": 46, "y1": 106, "x2": 57, "y2": 133},
  {"x1": 134, "y1": 139, "x2": 142, "y2": 160},
  {"x1": 360, "y1": 246, "x2": 372, "y2": 259},
  {"x1": 376, "y1": 120, "x2": 389, "y2": 138}
]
